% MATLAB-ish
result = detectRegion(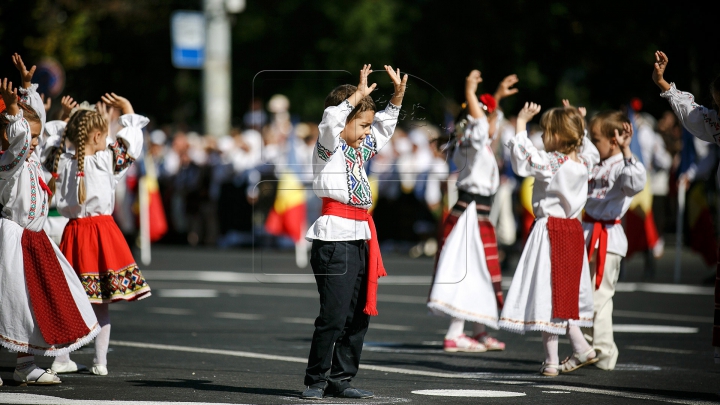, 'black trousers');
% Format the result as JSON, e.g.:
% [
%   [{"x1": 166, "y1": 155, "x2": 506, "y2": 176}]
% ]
[{"x1": 304, "y1": 239, "x2": 370, "y2": 391}]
